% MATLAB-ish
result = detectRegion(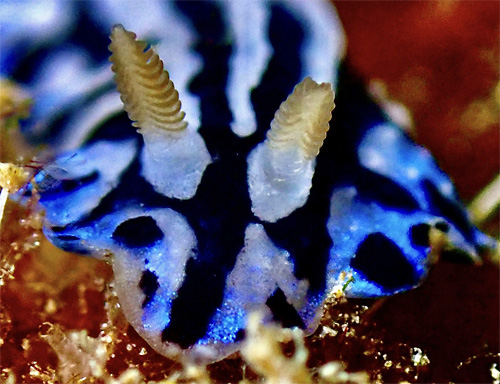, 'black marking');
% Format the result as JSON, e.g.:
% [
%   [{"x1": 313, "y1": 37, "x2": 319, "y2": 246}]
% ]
[
  {"x1": 350, "y1": 232, "x2": 420, "y2": 291},
  {"x1": 60, "y1": 172, "x2": 99, "y2": 193},
  {"x1": 73, "y1": 157, "x2": 158, "y2": 226},
  {"x1": 51, "y1": 226, "x2": 67, "y2": 233},
  {"x1": 265, "y1": 202, "x2": 332, "y2": 295},
  {"x1": 112, "y1": 216, "x2": 163, "y2": 248},
  {"x1": 11, "y1": 45, "x2": 54, "y2": 84},
  {"x1": 410, "y1": 223, "x2": 431, "y2": 248},
  {"x1": 48, "y1": 229, "x2": 93, "y2": 256},
  {"x1": 355, "y1": 168, "x2": 420, "y2": 213},
  {"x1": 87, "y1": 111, "x2": 138, "y2": 144},
  {"x1": 56, "y1": 234, "x2": 80, "y2": 241},
  {"x1": 251, "y1": 4, "x2": 305, "y2": 142},
  {"x1": 235, "y1": 328, "x2": 246, "y2": 342},
  {"x1": 139, "y1": 270, "x2": 159, "y2": 308},
  {"x1": 70, "y1": 3, "x2": 112, "y2": 64},
  {"x1": 266, "y1": 288, "x2": 306, "y2": 329},
  {"x1": 174, "y1": 0, "x2": 233, "y2": 157},
  {"x1": 21, "y1": 186, "x2": 32, "y2": 198},
  {"x1": 435, "y1": 220, "x2": 450, "y2": 233},
  {"x1": 422, "y1": 179, "x2": 474, "y2": 243},
  {"x1": 161, "y1": 257, "x2": 235, "y2": 349},
  {"x1": 328, "y1": 63, "x2": 388, "y2": 163}
]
